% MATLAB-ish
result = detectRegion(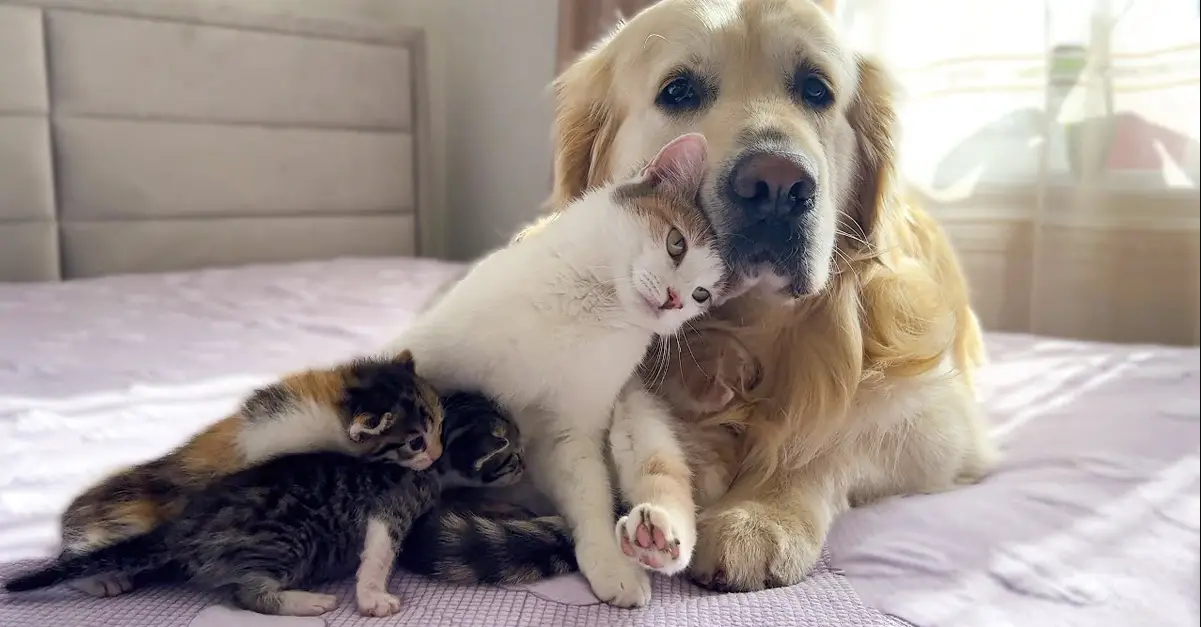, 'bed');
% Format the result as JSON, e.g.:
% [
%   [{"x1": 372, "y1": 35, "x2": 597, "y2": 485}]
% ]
[{"x1": 1, "y1": 2, "x2": 1198, "y2": 627}]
